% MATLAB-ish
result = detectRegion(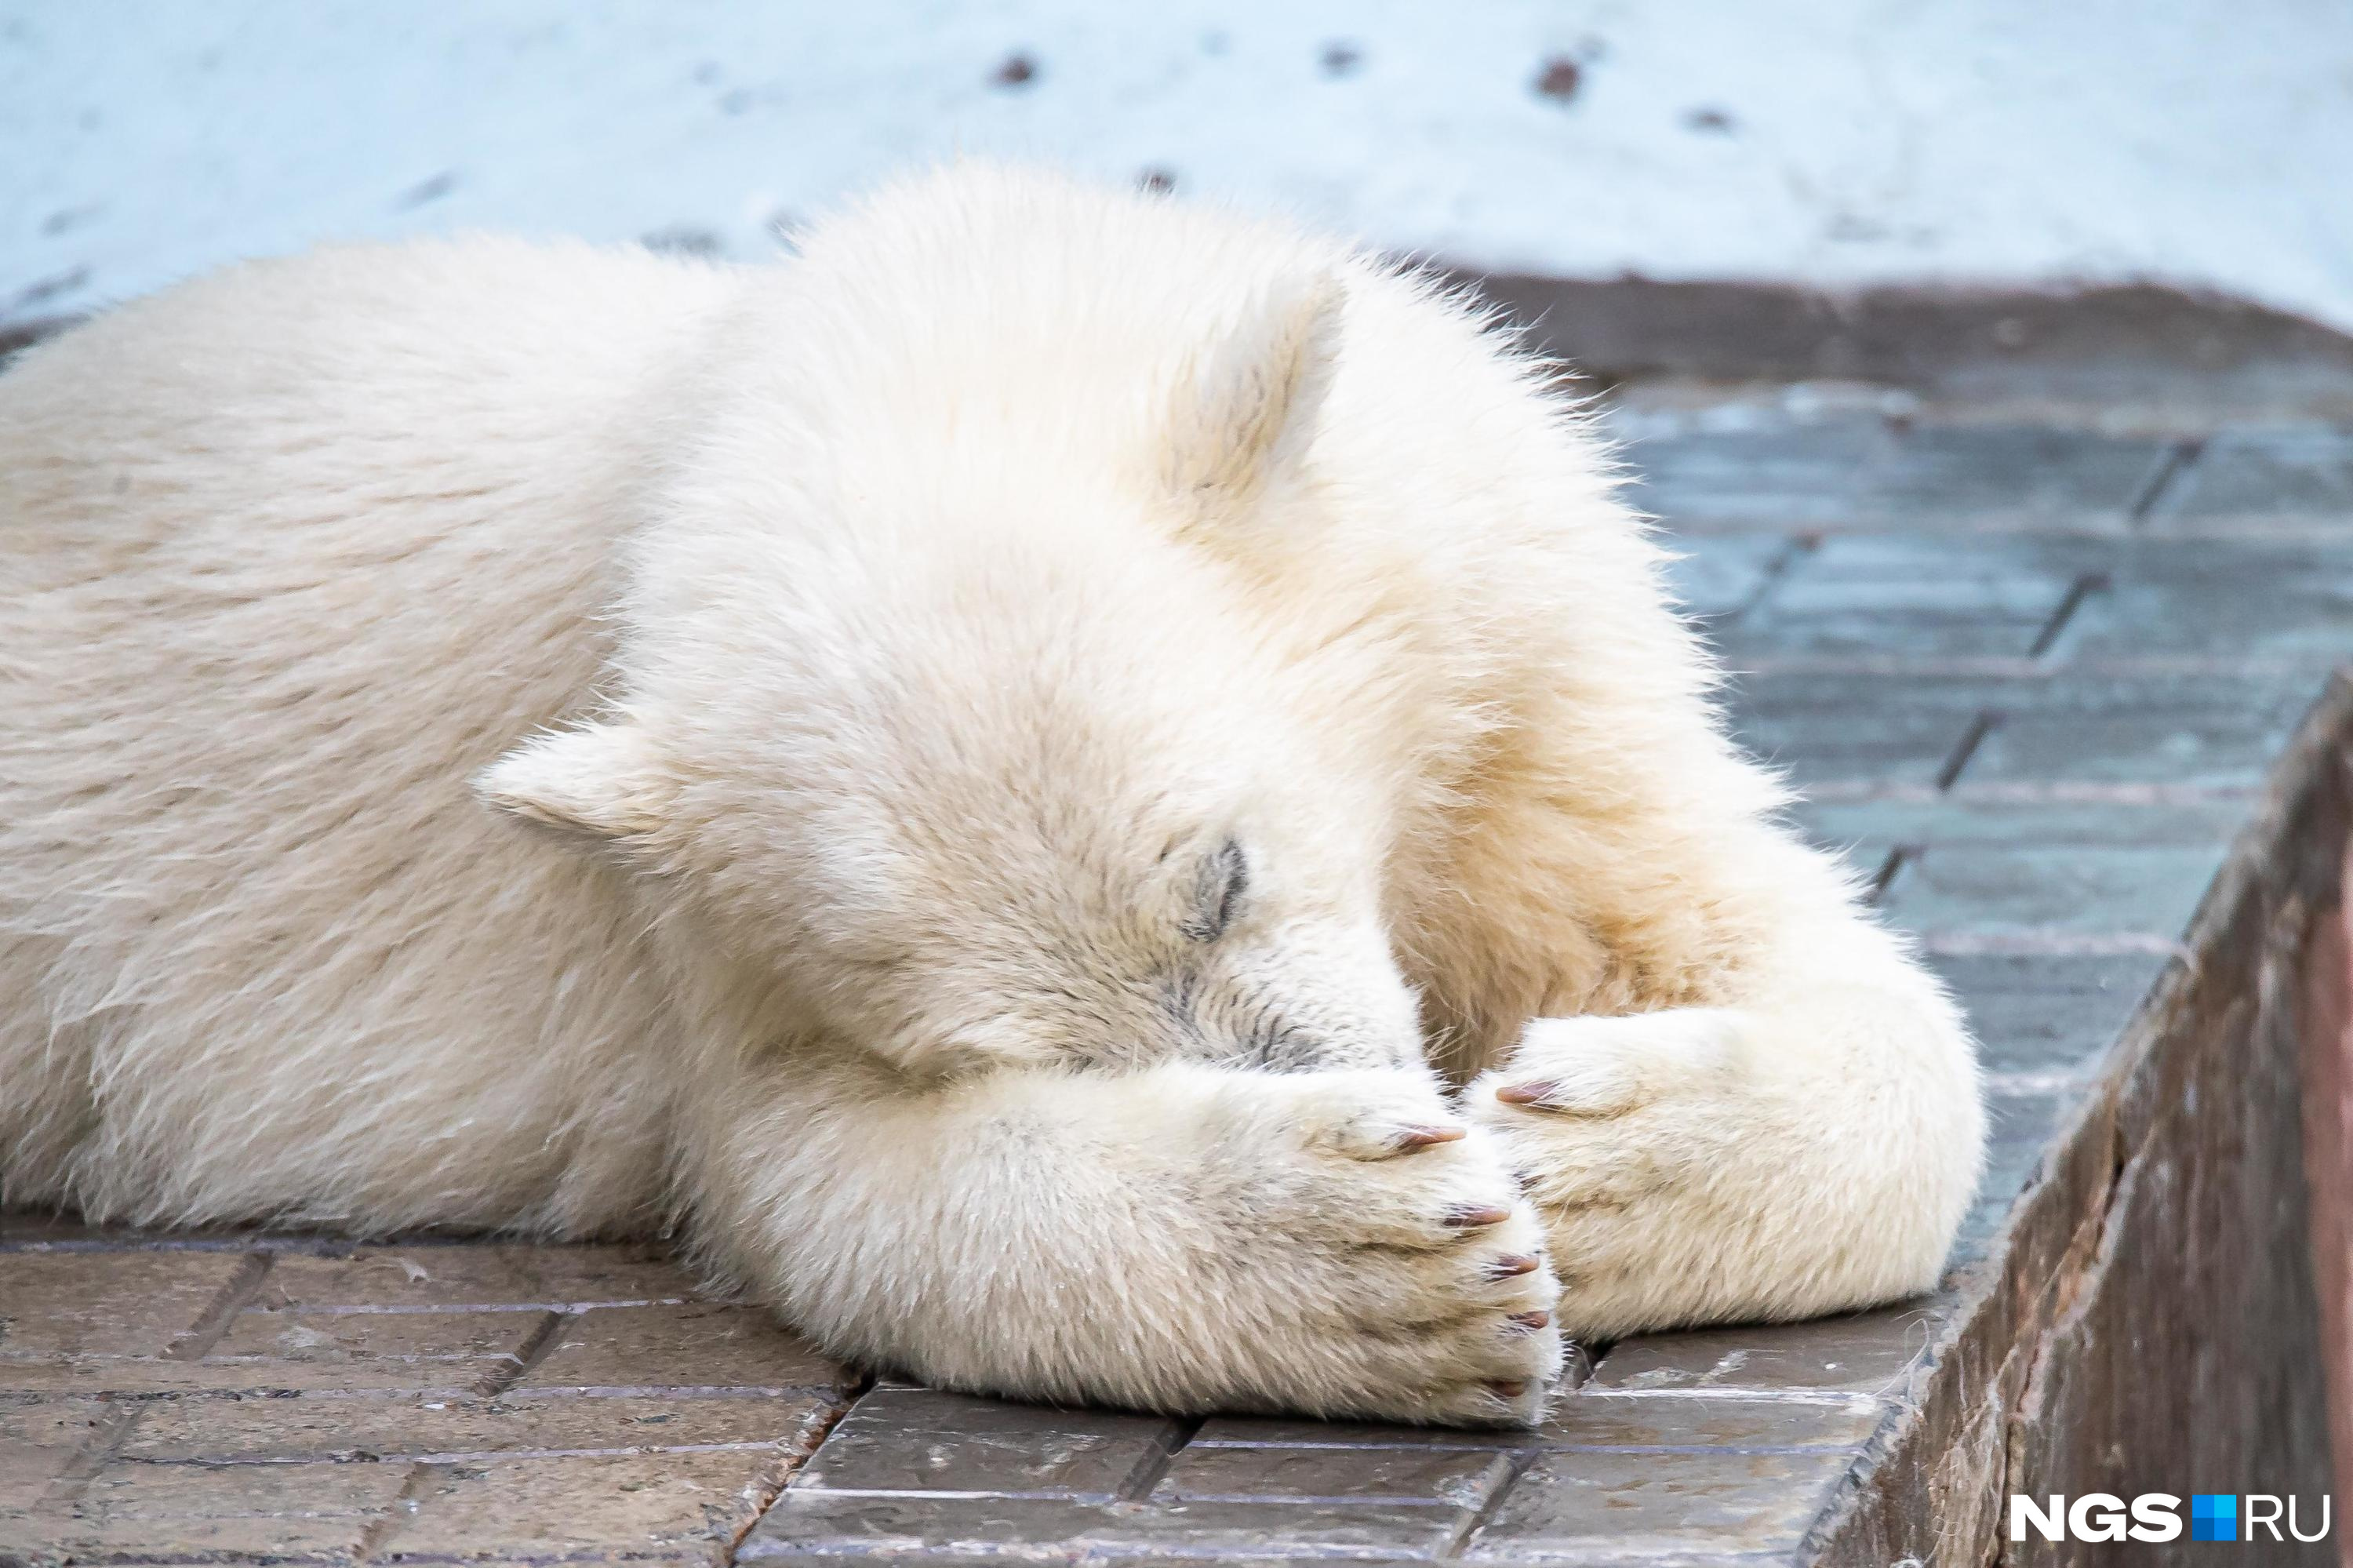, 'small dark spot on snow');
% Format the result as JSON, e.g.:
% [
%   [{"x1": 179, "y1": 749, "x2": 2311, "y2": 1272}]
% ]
[
  {"x1": 992, "y1": 52, "x2": 1038, "y2": 89},
  {"x1": 642, "y1": 227, "x2": 724, "y2": 258},
  {"x1": 1320, "y1": 41, "x2": 1362, "y2": 76},
  {"x1": 1137, "y1": 168, "x2": 1177, "y2": 195},
  {"x1": 42, "y1": 203, "x2": 103, "y2": 236},
  {"x1": 1825, "y1": 212, "x2": 1889, "y2": 242},
  {"x1": 1534, "y1": 57, "x2": 1583, "y2": 103},
  {"x1": 1683, "y1": 107, "x2": 1736, "y2": 133},
  {"x1": 395, "y1": 171, "x2": 458, "y2": 210},
  {"x1": 9, "y1": 266, "x2": 89, "y2": 311}
]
